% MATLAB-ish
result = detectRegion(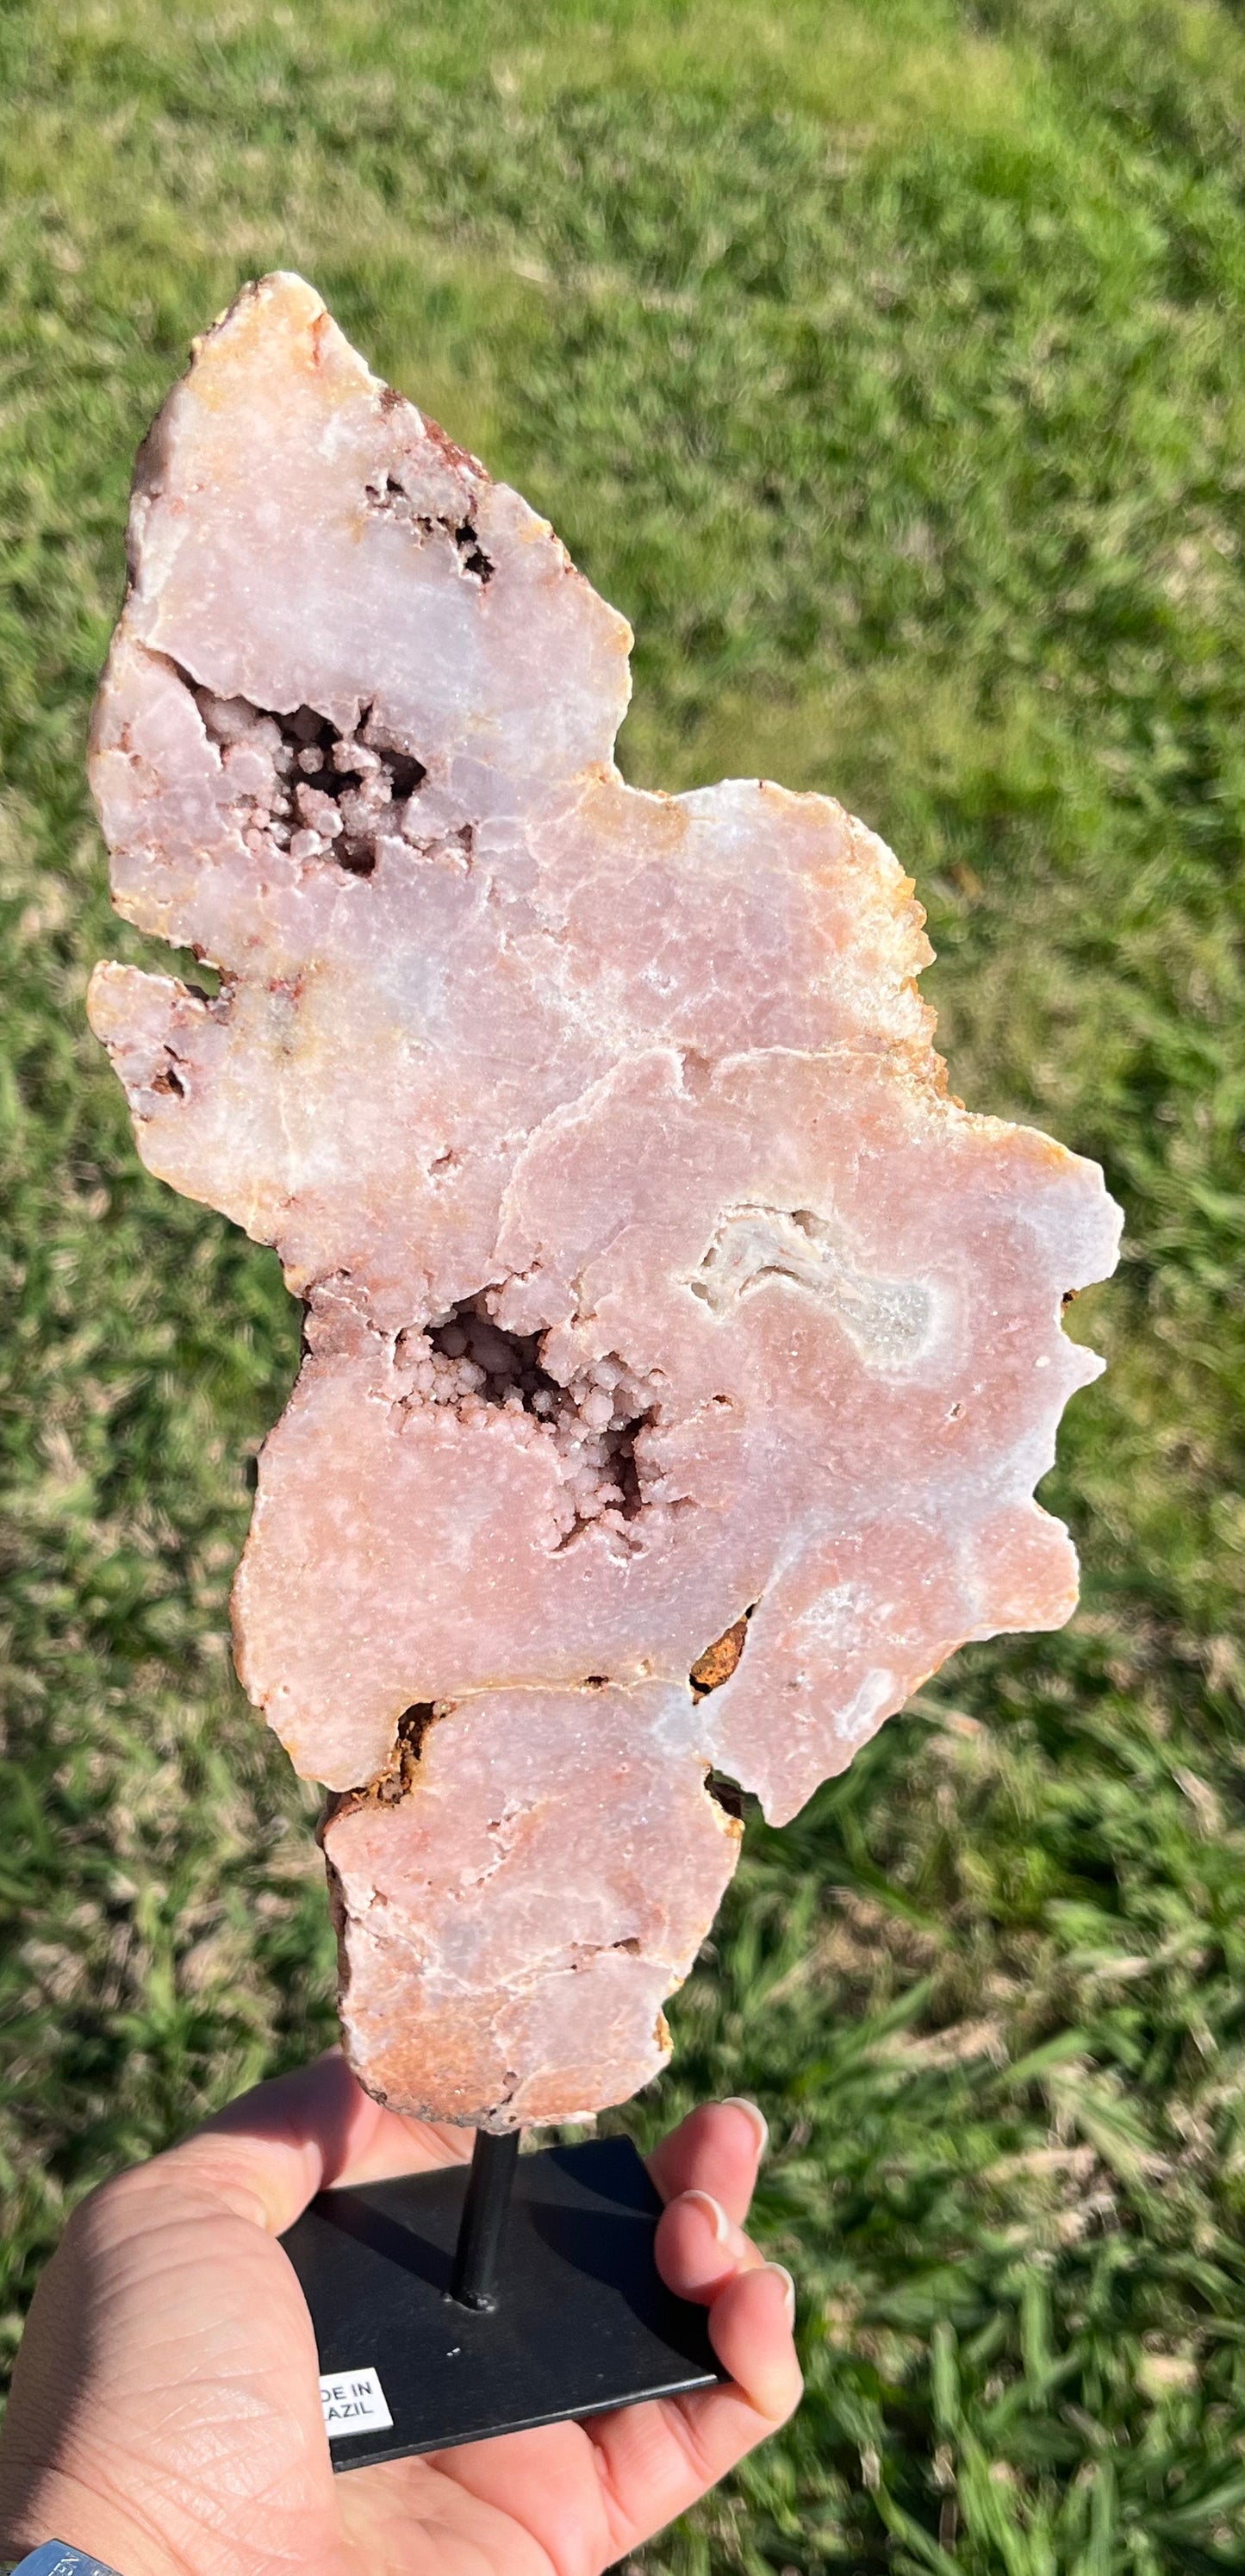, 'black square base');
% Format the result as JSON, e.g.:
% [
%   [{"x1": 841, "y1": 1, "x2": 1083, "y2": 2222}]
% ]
[{"x1": 279, "y1": 2135, "x2": 725, "y2": 2470}]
